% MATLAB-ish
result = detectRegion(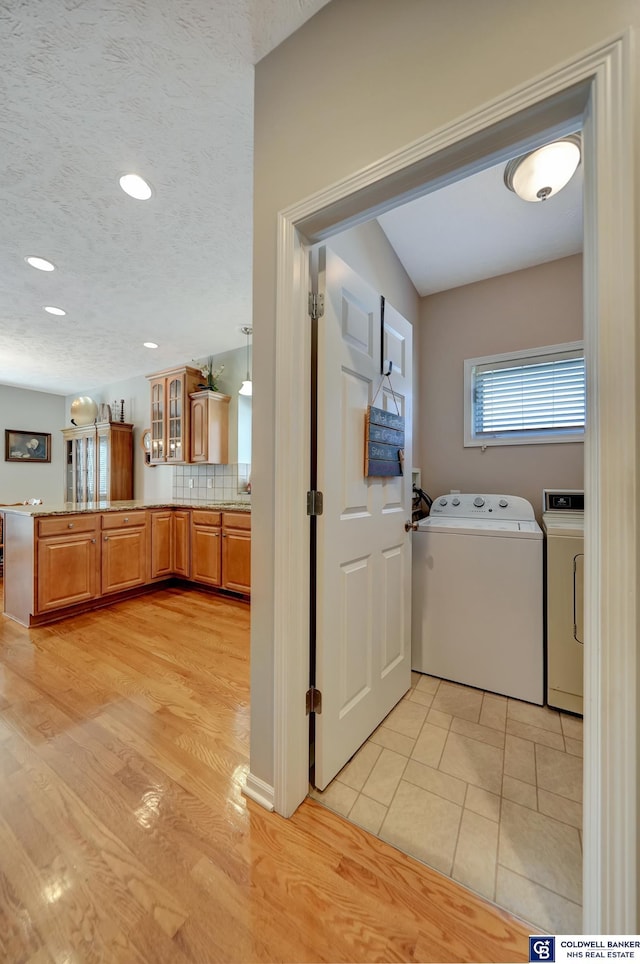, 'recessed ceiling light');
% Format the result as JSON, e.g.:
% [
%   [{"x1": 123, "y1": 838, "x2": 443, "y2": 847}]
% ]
[
  {"x1": 25, "y1": 256, "x2": 55, "y2": 271},
  {"x1": 143, "y1": 341, "x2": 159, "y2": 349},
  {"x1": 43, "y1": 306, "x2": 66, "y2": 316},
  {"x1": 119, "y1": 174, "x2": 153, "y2": 200}
]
